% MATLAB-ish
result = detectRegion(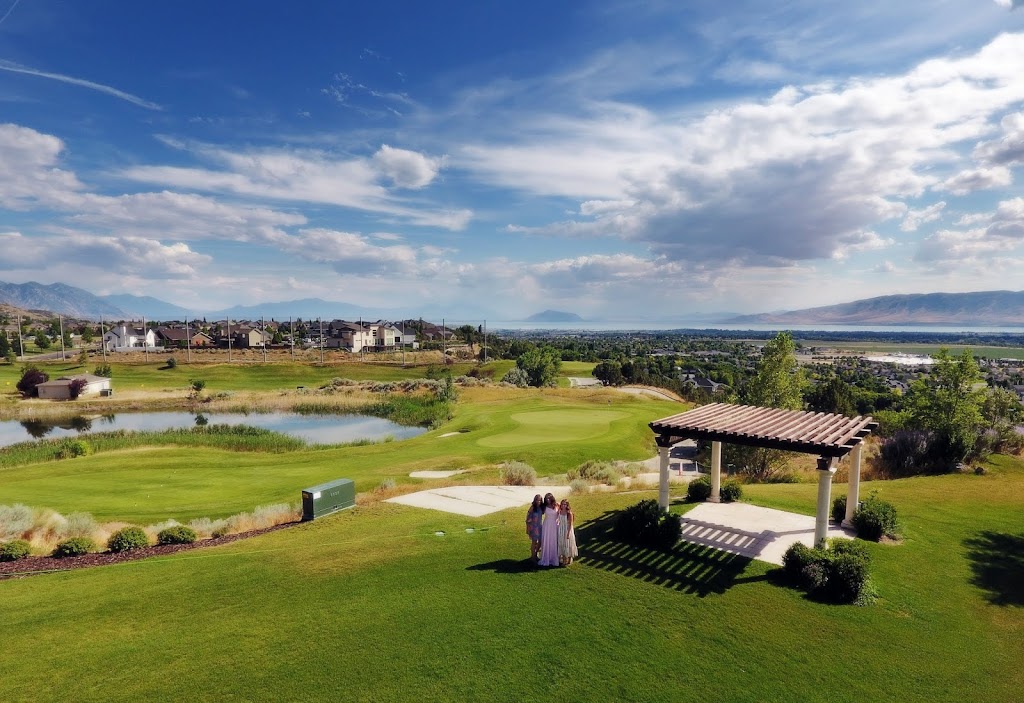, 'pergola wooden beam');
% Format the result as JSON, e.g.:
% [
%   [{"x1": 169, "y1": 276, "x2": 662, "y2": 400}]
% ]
[{"x1": 649, "y1": 403, "x2": 878, "y2": 546}]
